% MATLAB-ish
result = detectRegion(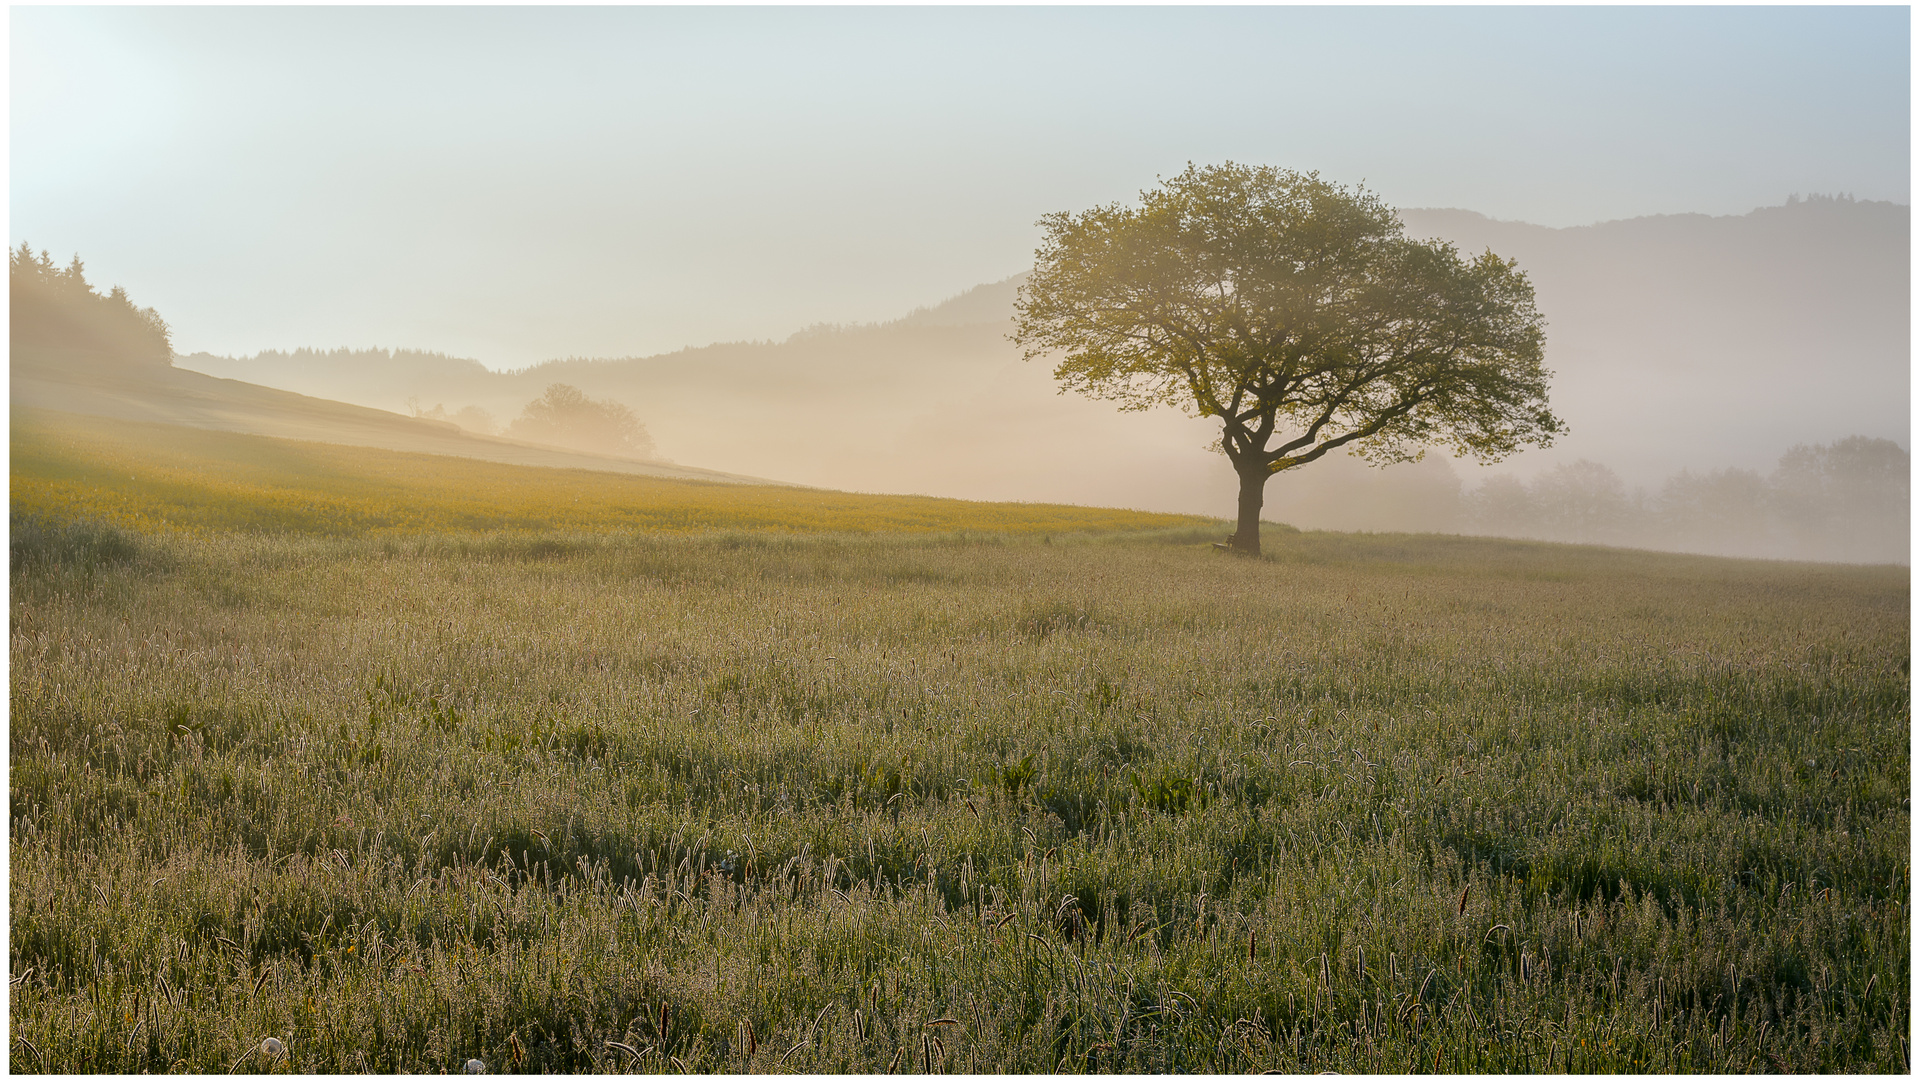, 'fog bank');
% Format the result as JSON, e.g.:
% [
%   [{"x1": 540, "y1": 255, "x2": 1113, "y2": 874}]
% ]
[{"x1": 178, "y1": 197, "x2": 1909, "y2": 564}]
